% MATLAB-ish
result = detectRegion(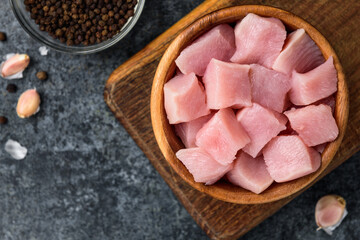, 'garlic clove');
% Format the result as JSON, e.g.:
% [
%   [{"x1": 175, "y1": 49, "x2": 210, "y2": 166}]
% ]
[
  {"x1": 1, "y1": 54, "x2": 30, "y2": 77},
  {"x1": 315, "y1": 195, "x2": 347, "y2": 235},
  {"x1": 16, "y1": 89, "x2": 41, "y2": 118}
]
